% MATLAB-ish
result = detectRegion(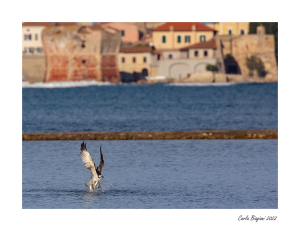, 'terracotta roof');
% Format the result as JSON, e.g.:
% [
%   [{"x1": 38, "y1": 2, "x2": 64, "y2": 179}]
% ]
[
  {"x1": 153, "y1": 22, "x2": 215, "y2": 32},
  {"x1": 151, "y1": 49, "x2": 182, "y2": 54},
  {"x1": 119, "y1": 47, "x2": 152, "y2": 53},
  {"x1": 22, "y1": 22, "x2": 55, "y2": 27},
  {"x1": 22, "y1": 22, "x2": 78, "y2": 27},
  {"x1": 140, "y1": 35, "x2": 152, "y2": 41},
  {"x1": 179, "y1": 39, "x2": 217, "y2": 50},
  {"x1": 55, "y1": 22, "x2": 77, "y2": 26}
]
